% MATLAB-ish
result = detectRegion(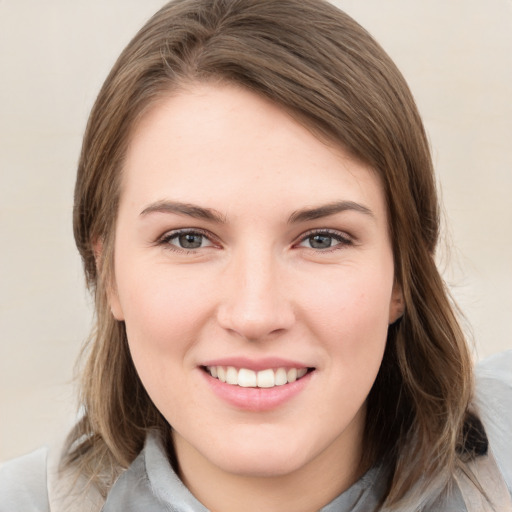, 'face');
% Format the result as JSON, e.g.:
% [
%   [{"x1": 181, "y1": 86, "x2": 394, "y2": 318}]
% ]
[{"x1": 109, "y1": 84, "x2": 403, "y2": 484}]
